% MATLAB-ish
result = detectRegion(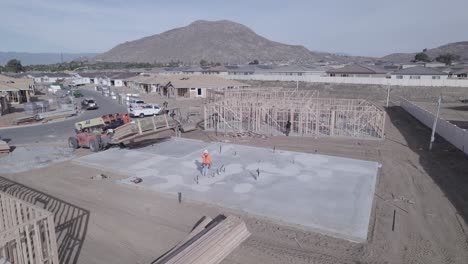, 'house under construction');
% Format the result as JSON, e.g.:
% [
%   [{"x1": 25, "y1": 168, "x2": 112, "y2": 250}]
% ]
[{"x1": 204, "y1": 88, "x2": 385, "y2": 139}]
